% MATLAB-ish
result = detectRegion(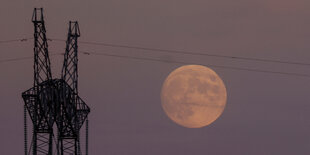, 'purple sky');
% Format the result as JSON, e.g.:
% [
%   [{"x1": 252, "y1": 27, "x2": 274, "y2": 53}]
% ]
[{"x1": 1, "y1": 0, "x2": 310, "y2": 154}]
